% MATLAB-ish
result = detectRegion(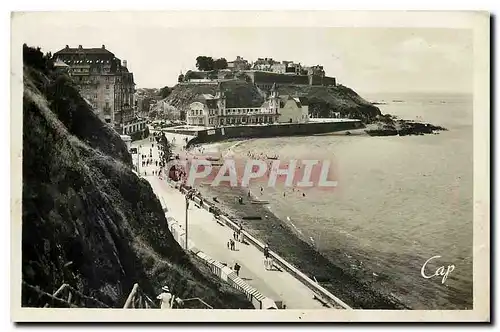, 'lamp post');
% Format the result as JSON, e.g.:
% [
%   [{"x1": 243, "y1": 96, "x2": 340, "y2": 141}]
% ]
[
  {"x1": 137, "y1": 146, "x2": 141, "y2": 175},
  {"x1": 184, "y1": 194, "x2": 189, "y2": 250}
]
